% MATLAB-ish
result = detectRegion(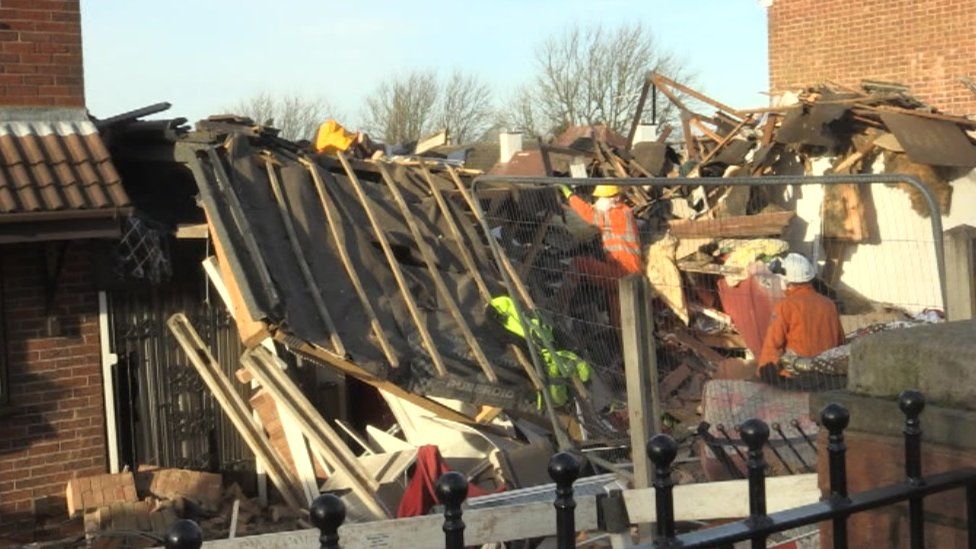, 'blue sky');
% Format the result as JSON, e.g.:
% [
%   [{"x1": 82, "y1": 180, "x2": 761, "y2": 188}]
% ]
[{"x1": 80, "y1": 0, "x2": 769, "y2": 127}]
